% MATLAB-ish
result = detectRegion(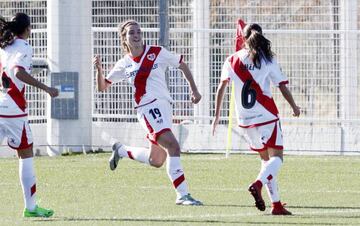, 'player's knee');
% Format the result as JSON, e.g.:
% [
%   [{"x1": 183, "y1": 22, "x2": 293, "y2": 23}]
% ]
[
  {"x1": 165, "y1": 141, "x2": 180, "y2": 155},
  {"x1": 149, "y1": 157, "x2": 165, "y2": 168}
]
